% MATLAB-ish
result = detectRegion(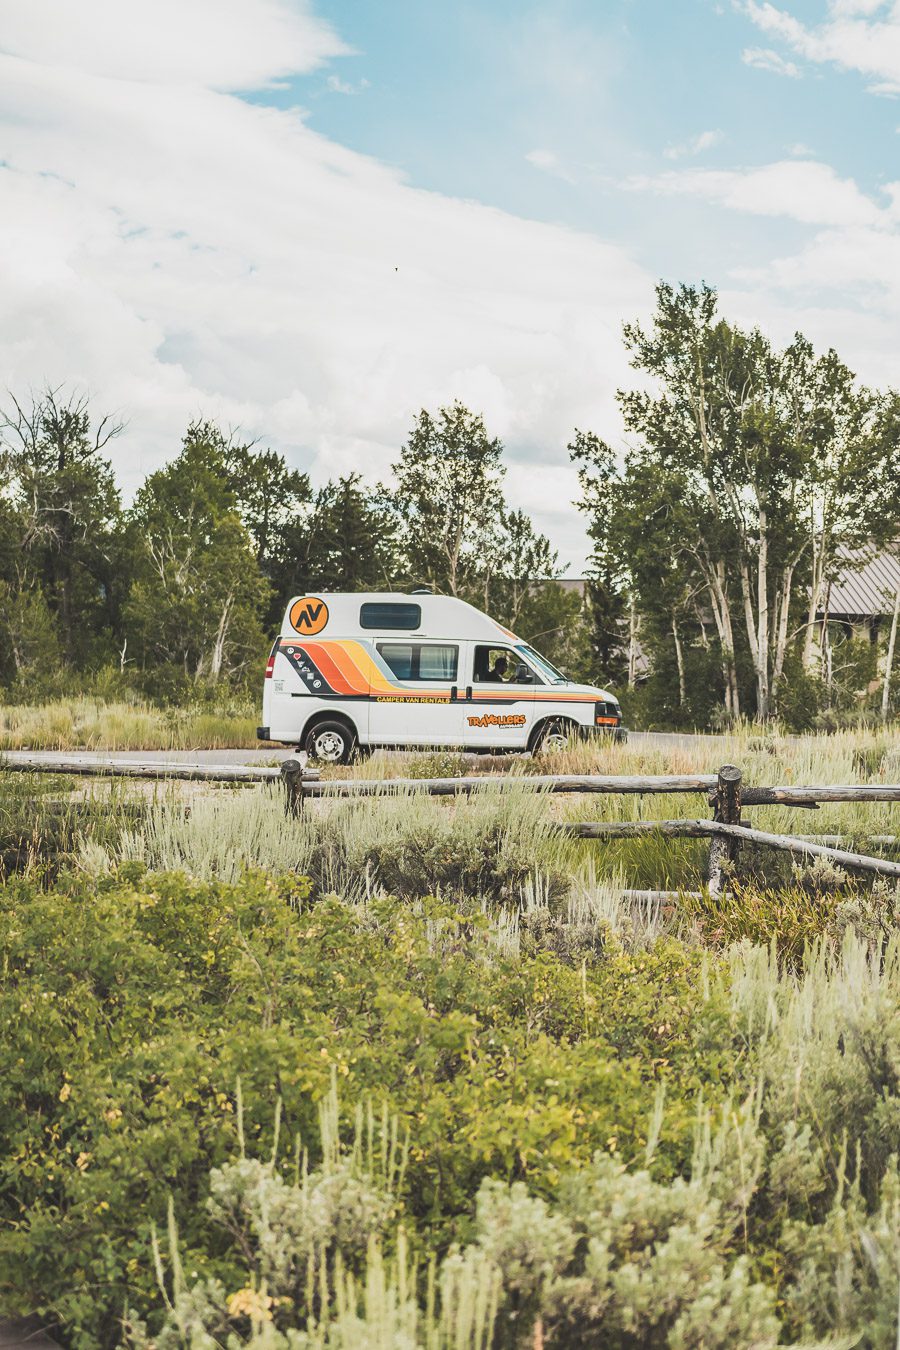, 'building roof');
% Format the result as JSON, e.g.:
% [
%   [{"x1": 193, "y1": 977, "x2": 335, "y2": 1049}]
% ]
[{"x1": 825, "y1": 549, "x2": 900, "y2": 619}]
